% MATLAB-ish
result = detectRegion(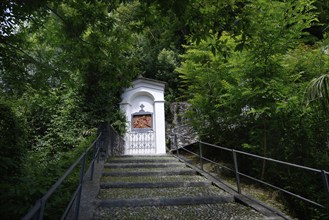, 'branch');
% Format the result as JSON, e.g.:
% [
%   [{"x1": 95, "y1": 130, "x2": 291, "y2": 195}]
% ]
[
  {"x1": 0, "y1": 40, "x2": 60, "y2": 76},
  {"x1": 0, "y1": 40, "x2": 40, "y2": 64},
  {"x1": 45, "y1": 5, "x2": 67, "y2": 23},
  {"x1": 78, "y1": 37, "x2": 109, "y2": 58}
]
